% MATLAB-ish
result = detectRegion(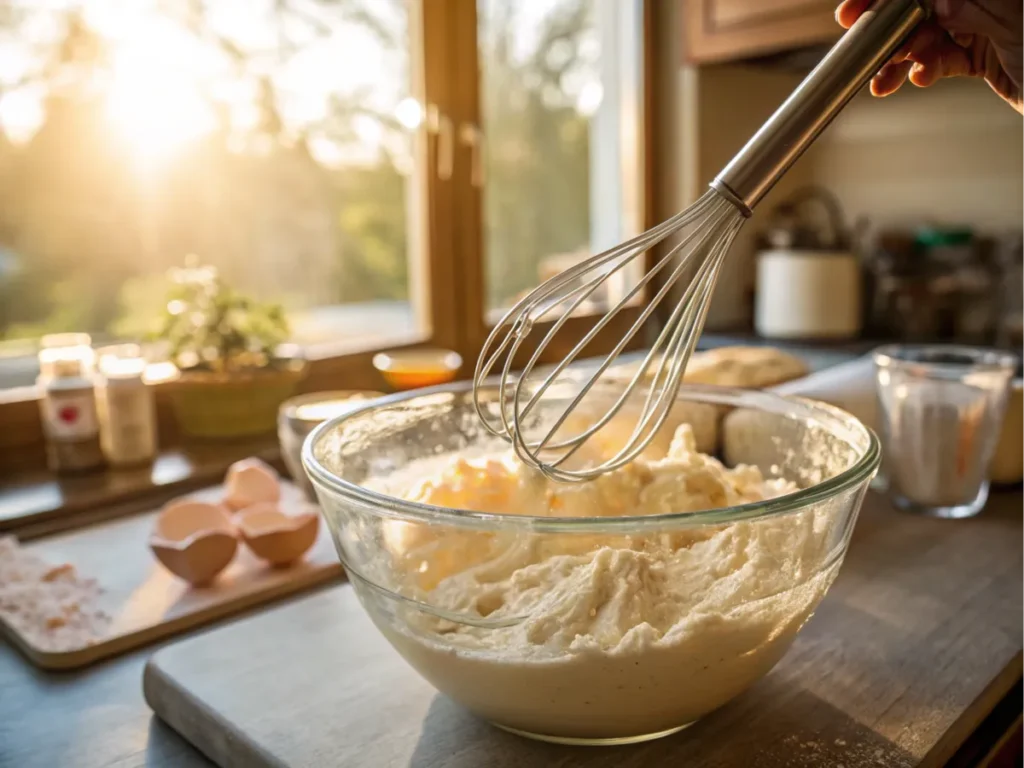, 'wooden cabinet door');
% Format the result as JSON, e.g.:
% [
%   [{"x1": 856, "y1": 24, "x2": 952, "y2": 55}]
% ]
[{"x1": 683, "y1": 0, "x2": 840, "y2": 63}]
